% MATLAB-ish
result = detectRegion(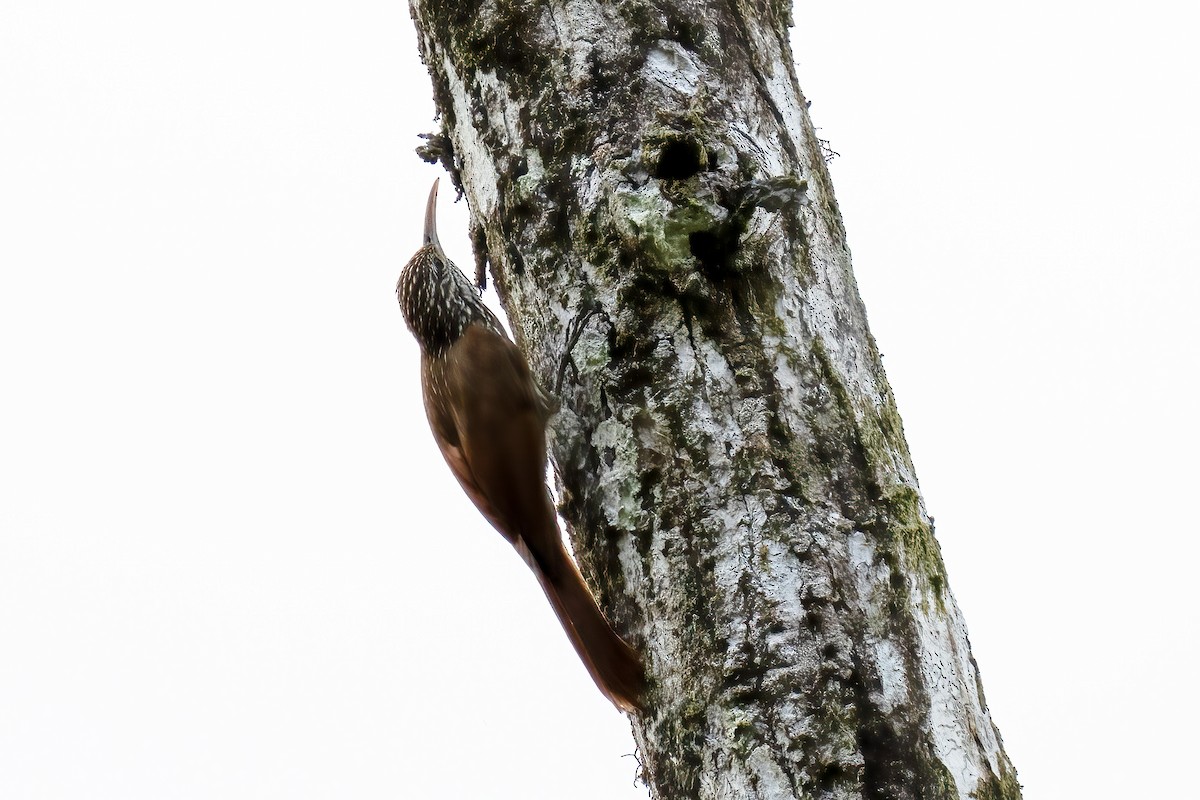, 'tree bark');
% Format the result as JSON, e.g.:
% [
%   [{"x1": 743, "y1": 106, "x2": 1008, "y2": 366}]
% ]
[{"x1": 408, "y1": 2, "x2": 1020, "y2": 798}]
